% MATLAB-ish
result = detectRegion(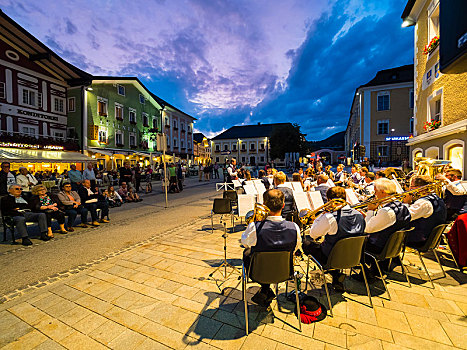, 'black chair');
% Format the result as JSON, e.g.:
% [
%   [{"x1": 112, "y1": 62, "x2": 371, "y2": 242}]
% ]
[
  {"x1": 364, "y1": 229, "x2": 413, "y2": 300},
  {"x1": 242, "y1": 251, "x2": 301, "y2": 335},
  {"x1": 210, "y1": 198, "x2": 234, "y2": 234},
  {"x1": 223, "y1": 190, "x2": 238, "y2": 211},
  {"x1": 306, "y1": 236, "x2": 372, "y2": 317},
  {"x1": 1, "y1": 213, "x2": 17, "y2": 244},
  {"x1": 406, "y1": 224, "x2": 448, "y2": 288}
]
